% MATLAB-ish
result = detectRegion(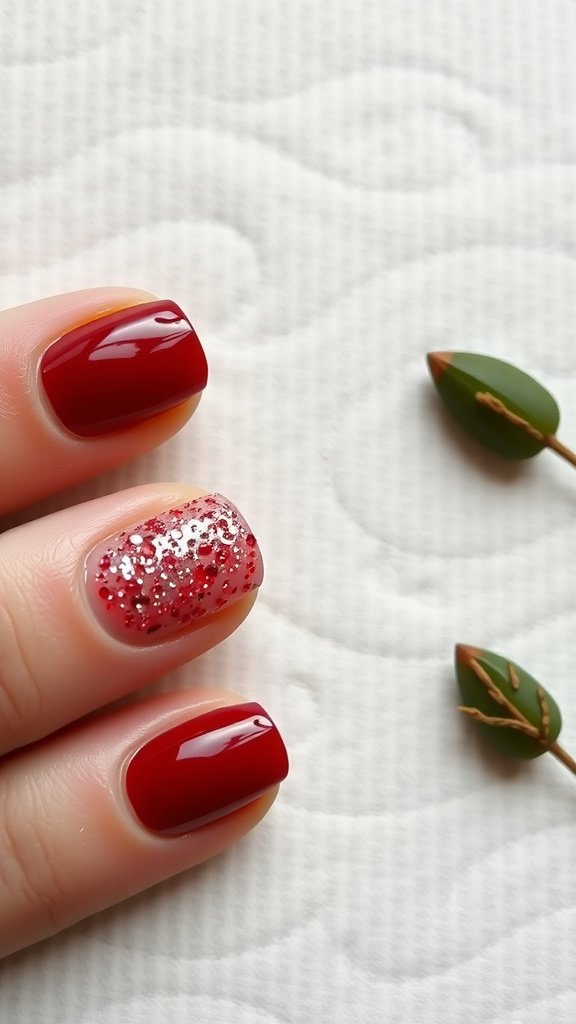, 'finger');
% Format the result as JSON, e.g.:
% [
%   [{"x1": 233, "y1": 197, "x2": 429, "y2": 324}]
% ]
[
  {"x1": 0, "y1": 485, "x2": 263, "y2": 753},
  {"x1": 0, "y1": 288, "x2": 208, "y2": 514},
  {"x1": 0, "y1": 689, "x2": 289, "y2": 958}
]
